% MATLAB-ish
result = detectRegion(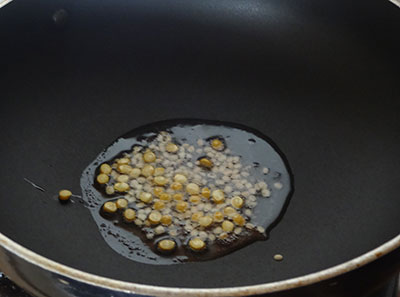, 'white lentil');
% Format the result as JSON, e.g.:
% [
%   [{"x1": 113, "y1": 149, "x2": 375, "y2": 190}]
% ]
[
  {"x1": 184, "y1": 225, "x2": 193, "y2": 232},
  {"x1": 154, "y1": 226, "x2": 165, "y2": 235},
  {"x1": 105, "y1": 186, "x2": 115, "y2": 195},
  {"x1": 199, "y1": 231, "x2": 208, "y2": 240},
  {"x1": 208, "y1": 173, "x2": 217, "y2": 179},
  {"x1": 169, "y1": 229, "x2": 178, "y2": 236},
  {"x1": 232, "y1": 156, "x2": 240, "y2": 163},
  {"x1": 224, "y1": 185, "x2": 233, "y2": 193},
  {"x1": 222, "y1": 176, "x2": 231, "y2": 182},
  {"x1": 256, "y1": 226, "x2": 265, "y2": 233},
  {"x1": 136, "y1": 202, "x2": 145, "y2": 208},
  {"x1": 126, "y1": 196, "x2": 136, "y2": 203},
  {"x1": 245, "y1": 223, "x2": 255, "y2": 229},
  {"x1": 247, "y1": 201, "x2": 257, "y2": 208},
  {"x1": 262, "y1": 189, "x2": 271, "y2": 197},
  {"x1": 258, "y1": 182, "x2": 268, "y2": 189},
  {"x1": 190, "y1": 229, "x2": 199, "y2": 236},
  {"x1": 234, "y1": 227, "x2": 242, "y2": 235},
  {"x1": 241, "y1": 191, "x2": 250, "y2": 197},
  {"x1": 137, "y1": 177, "x2": 146, "y2": 184},
  {"x1": 213, "y1": 227, "x2": 223, "y2": 234}
]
